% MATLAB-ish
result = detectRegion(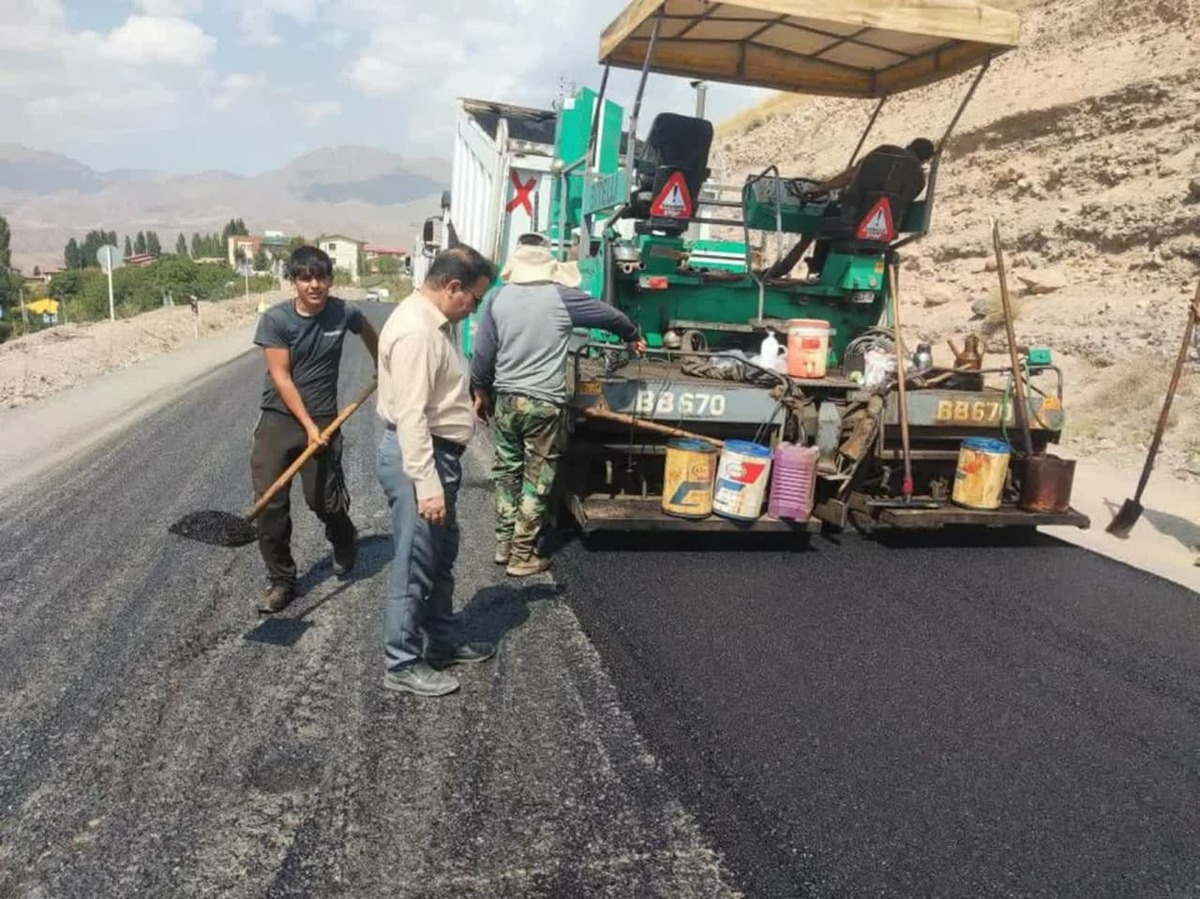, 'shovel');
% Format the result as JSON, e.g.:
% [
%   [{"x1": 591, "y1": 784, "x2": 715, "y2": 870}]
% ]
[
  {"x1": 1107, "y1": 282, "x2": 1200, "y2": 538},
  {"x1": 869, "y1": 262, "x2": 940, "y2": 509},
  {"x1": 168, "y1": 379, "x2": 378, "y2": 547}
]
